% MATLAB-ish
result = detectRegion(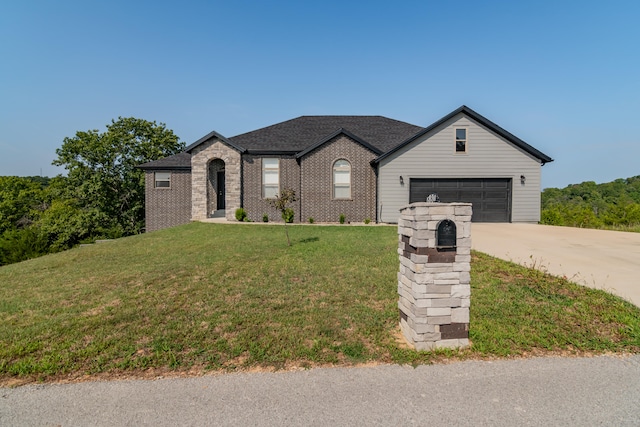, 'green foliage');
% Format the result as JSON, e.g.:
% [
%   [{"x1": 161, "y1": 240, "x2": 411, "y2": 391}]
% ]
[
  {"x1": 262, "y1": 214, "x2": 269, "y2": 223},
  {"x1": 0, "y1": 117, "x2": 183, "y2": 266},
  {"x1": 52, "y1": 117, "x2": 184, "y2": 235},
  {"x1": 364, "y1": 218, "x2": 371, "y2": 224},
  {"x1": 268, "y1": 188, "x2": 298, "y2": 246},
  {"x1": 37, "y1": 200, "x2": 121, "y2": 251},
  {"x1": 308, "y1": 217, "x2": 314, "y2": 224},
  {"x1": 235, "y1": 208, "x2": 247, "y2": 221},
  {"x1": 339, "y1": 213, "x2": 345, "y2": 224},
  {"x1": 283, "y1": 208, "x2": 294, "y2": 223},
  {"x1": 0, "y1": 176, "x2": 46, "y2": 233},
  {"x1": 541, "y1": 176, "x2": 640, "y2": 230},
  {"x1": 0, "y1": 227, "x2": 49, "y2": 266}
]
